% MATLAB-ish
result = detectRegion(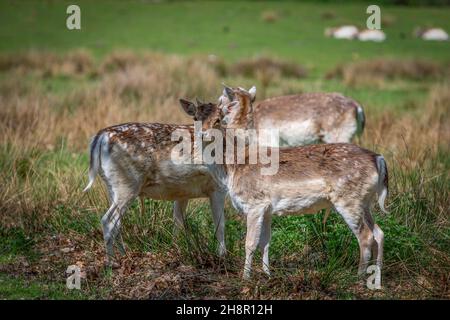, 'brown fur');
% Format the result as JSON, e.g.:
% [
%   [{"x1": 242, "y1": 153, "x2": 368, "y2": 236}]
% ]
[
  {"x1": 254, "y1": 93, "x2": 360, "y2": 136},
  {"x1": 220, "y1": 89, "x2": 364, "y2": 145},
  {"x1": 85, "y1": 119, "x2": 227, "y2": 264}
]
